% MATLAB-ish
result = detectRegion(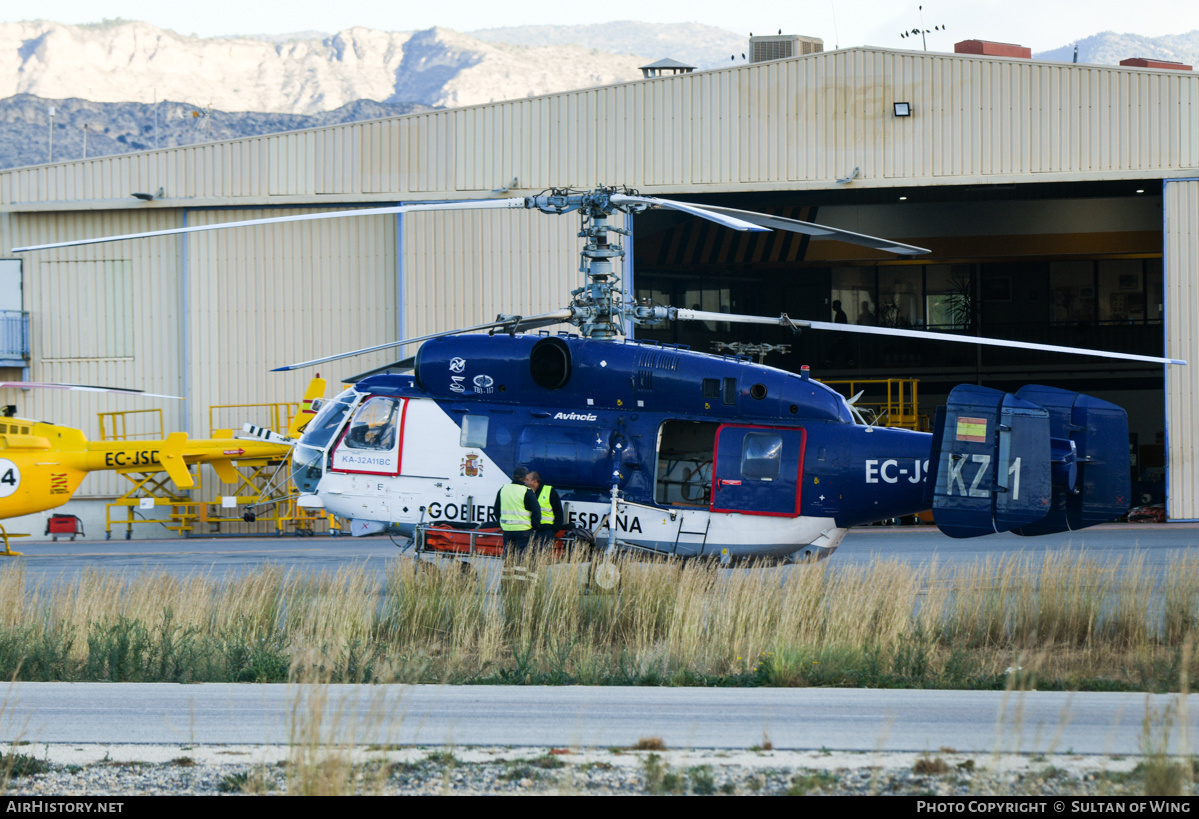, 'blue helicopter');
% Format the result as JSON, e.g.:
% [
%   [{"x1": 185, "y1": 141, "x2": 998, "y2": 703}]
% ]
[{"x1": 15, "y1": 189, "x2": 1186, "y2": 562}]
